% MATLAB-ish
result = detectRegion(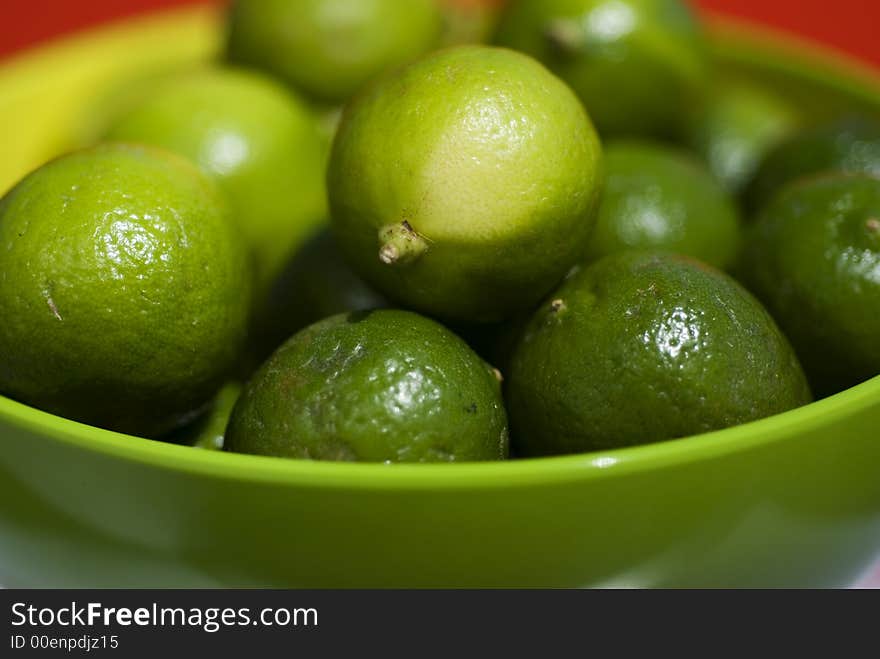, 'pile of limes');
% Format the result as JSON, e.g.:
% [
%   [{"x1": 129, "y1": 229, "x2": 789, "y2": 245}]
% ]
[{"x1": 0, "y1": 0, "x2": 878, "y2": 463}]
